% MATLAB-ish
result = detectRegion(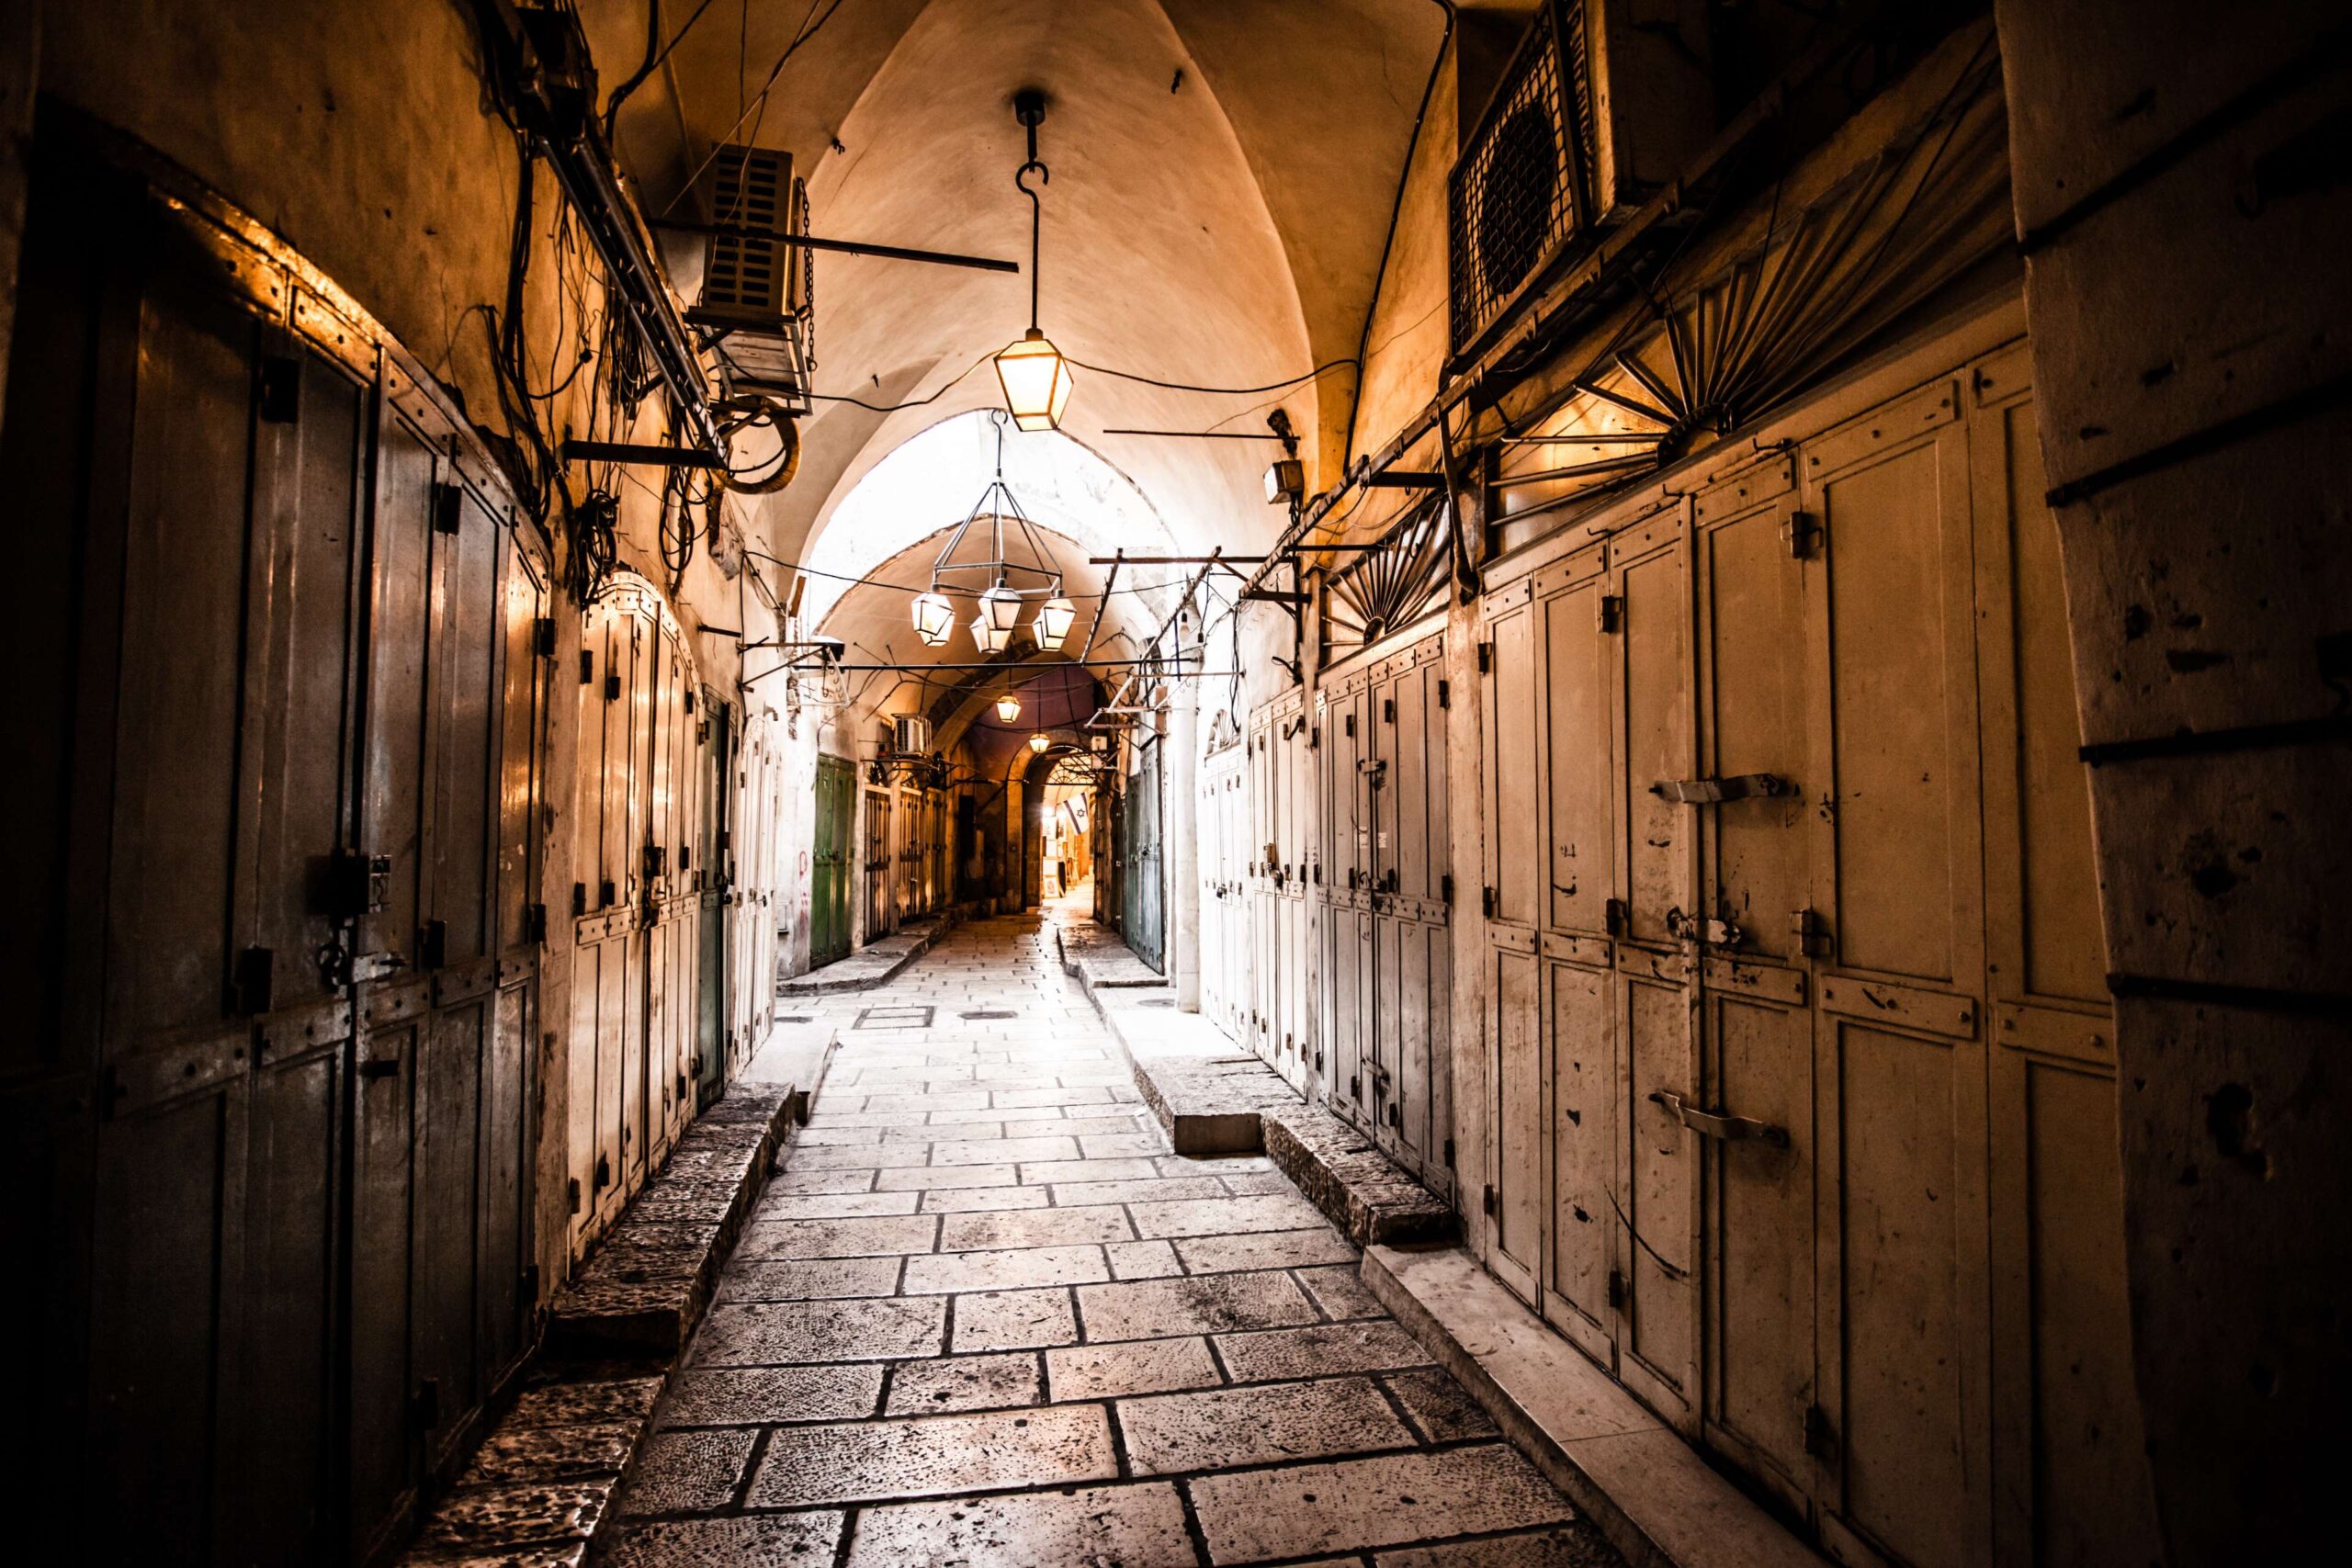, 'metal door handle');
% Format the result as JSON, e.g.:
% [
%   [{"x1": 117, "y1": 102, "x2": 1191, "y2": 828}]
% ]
[
  {"x1": 1649, "y1": 1089, "x2": 1788, "y2": 1148},
  {"x1": 1650, "y1": 773, "x2": 1788, "y2": 804}
]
